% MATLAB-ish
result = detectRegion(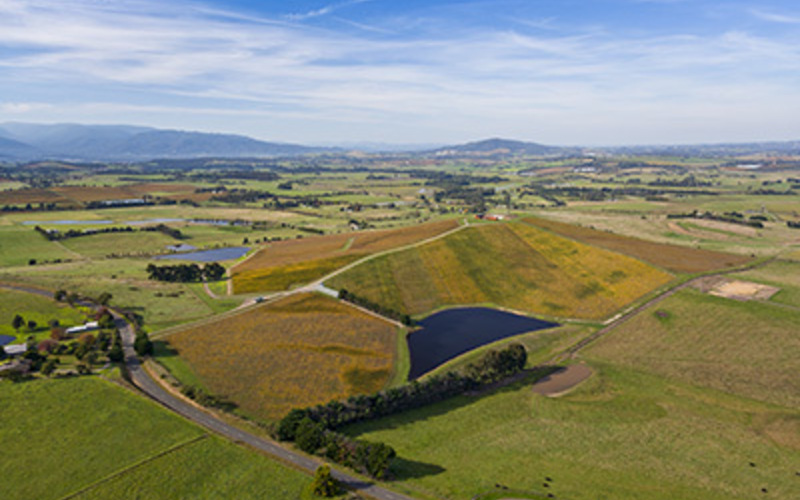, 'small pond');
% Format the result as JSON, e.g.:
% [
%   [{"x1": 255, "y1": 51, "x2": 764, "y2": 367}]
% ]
[
  {"x1": 0, "y1": 334, "x2": 16, "y2": 346},
  {"x1": 154, "y1": 246, "x2": 250, "y2": 262},
  {"x1": 407, "y1": 307, "x2": 558, "y2": 380}
]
